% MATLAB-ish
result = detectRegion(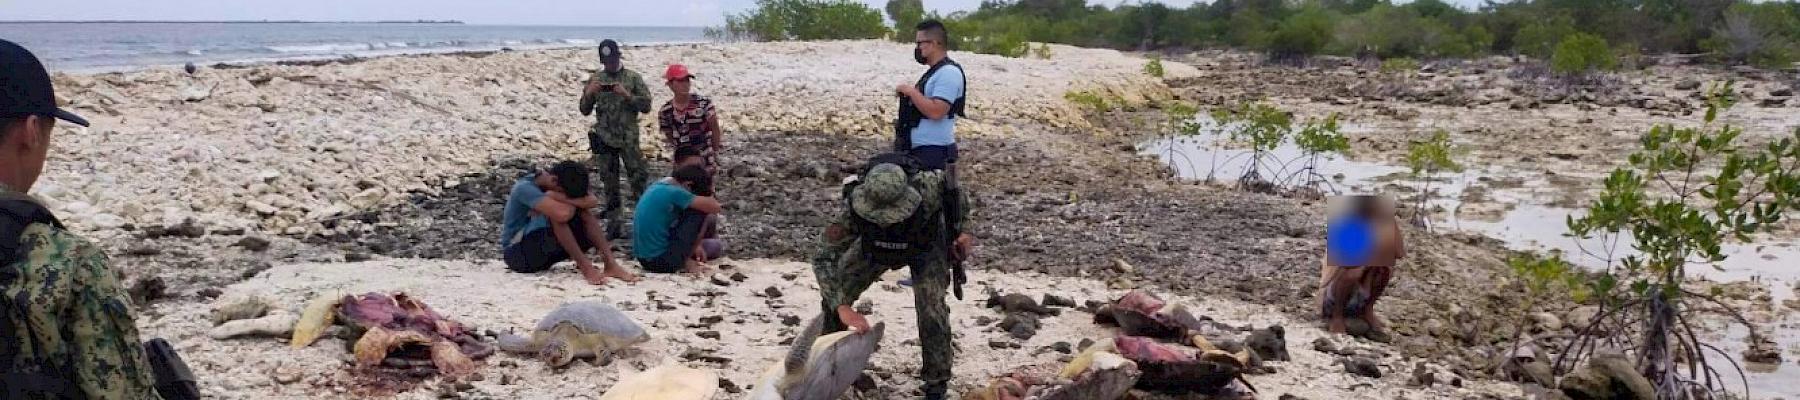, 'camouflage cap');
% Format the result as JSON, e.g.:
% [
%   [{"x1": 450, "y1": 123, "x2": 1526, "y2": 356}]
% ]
[{"x1": 852, "y1": 164, "x2": 921, "y2": 226}]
